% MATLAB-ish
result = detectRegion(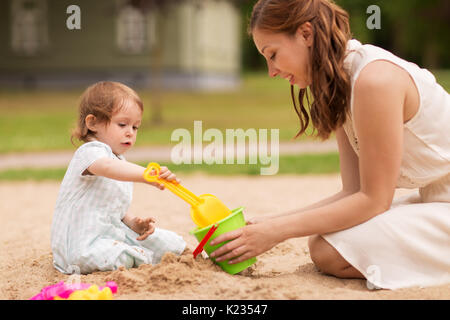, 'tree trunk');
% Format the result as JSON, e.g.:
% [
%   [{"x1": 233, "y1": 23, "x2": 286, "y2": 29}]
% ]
[
  {"x1": 150, "y1": 42, "x2": 163, "y2": 125},
  {"x1": 423, "y1": 40, "x2": 439, "y2": 69}
]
